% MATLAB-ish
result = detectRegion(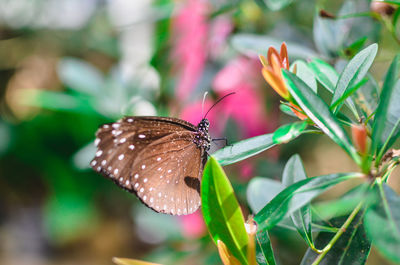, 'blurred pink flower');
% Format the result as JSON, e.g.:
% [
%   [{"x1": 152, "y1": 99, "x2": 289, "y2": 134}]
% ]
[
  {"x1": 179, "y1": 211, "x2": 206, "y2": 238},
  {"x1": 240, "y1": 161, "x2": 254, "y2": 181},
  {"x1": 180, "y1": 98, "x2": 212, "y2": 124},
  {"x1": 213, "y1": 57, "x2": 271, "y2": 138},
  {"x1": 213, "y1": 57, "x2": 260, "y2": 92},
  {"x1": 171, "y1": 0, "x2": 209, "y2": 101},
  {"x1": 208, "y1": 16, "x2": 233, "y2": 59}
]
